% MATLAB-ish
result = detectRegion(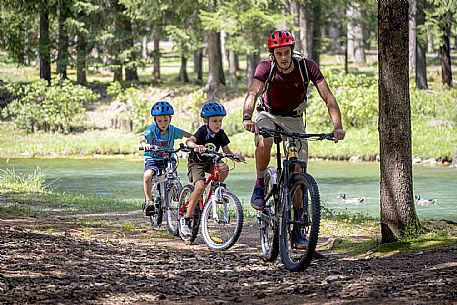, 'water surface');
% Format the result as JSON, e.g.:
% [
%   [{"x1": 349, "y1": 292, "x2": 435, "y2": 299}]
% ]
[{"x1": 1, "y1": 158, "x2": 456, "y2": 221}]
